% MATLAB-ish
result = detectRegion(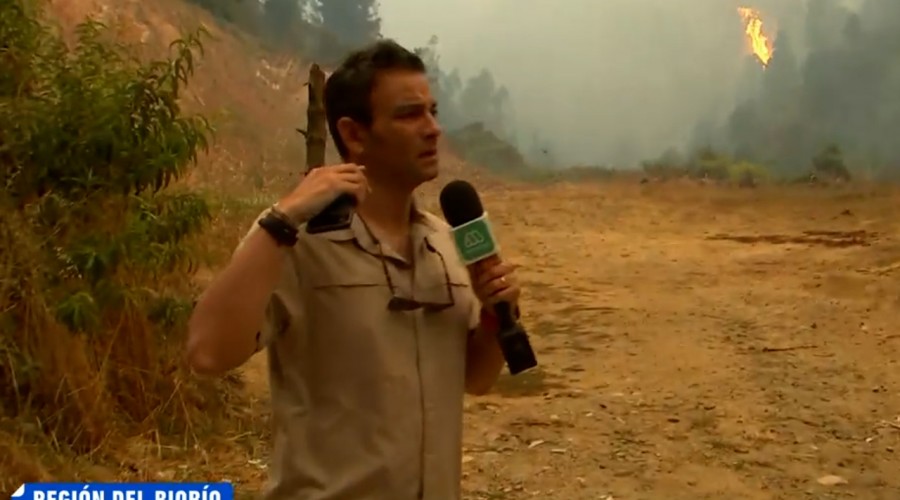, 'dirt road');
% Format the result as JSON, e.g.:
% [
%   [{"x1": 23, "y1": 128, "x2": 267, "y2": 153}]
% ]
[{"x1": 238, "y1": 180, "x2": 900, "y2": 499}]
